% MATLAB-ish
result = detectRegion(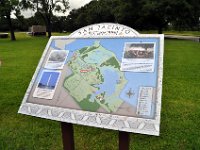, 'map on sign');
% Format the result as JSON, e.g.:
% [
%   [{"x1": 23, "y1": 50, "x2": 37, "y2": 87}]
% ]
[
  {"x1": 64, "y1": 41, "x2": 127, "y2": 113},
  {"x1": 26, "y1": 37, "x2": 159, "y2": 119}
]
